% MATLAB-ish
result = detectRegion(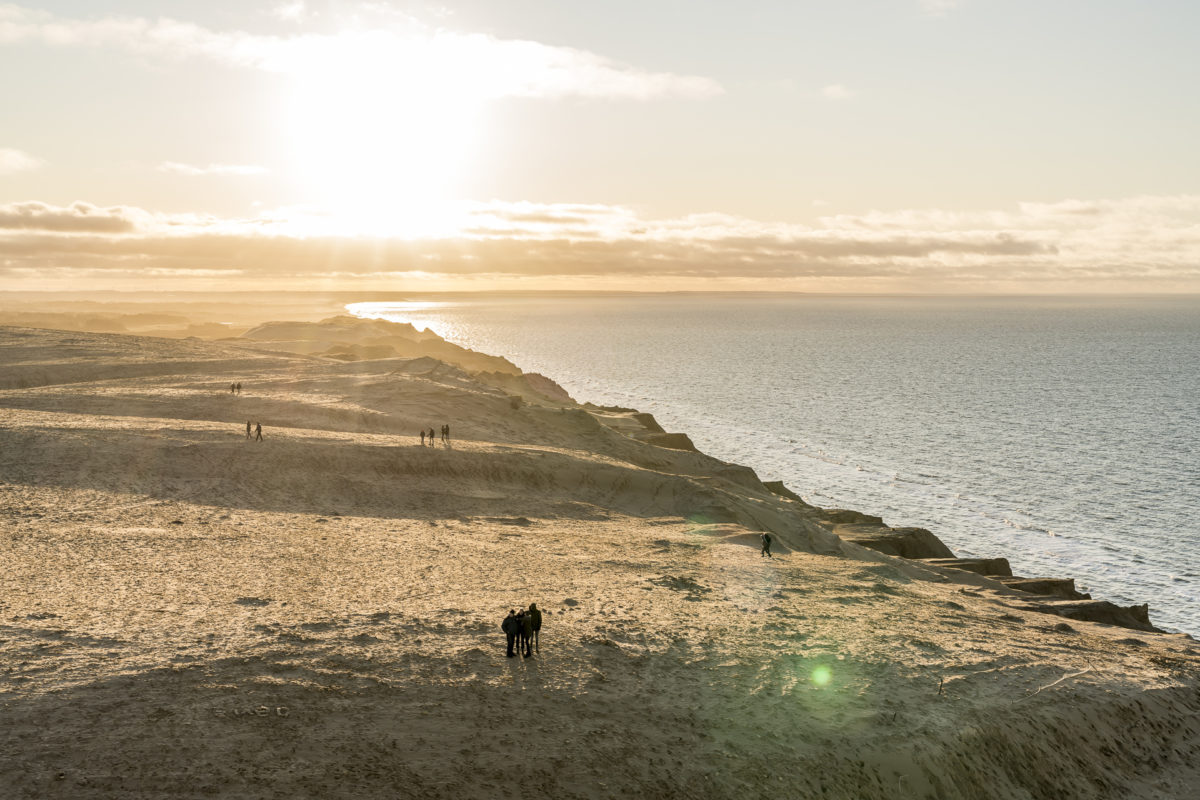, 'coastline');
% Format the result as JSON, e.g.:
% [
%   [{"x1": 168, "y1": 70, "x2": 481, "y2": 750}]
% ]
[
  {"x1": 1, "y1": 316, "x2": 1198, "y2": 798},
  {"x1": 338, "y1": 297, "x2": 1190, "y2": 633}
]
